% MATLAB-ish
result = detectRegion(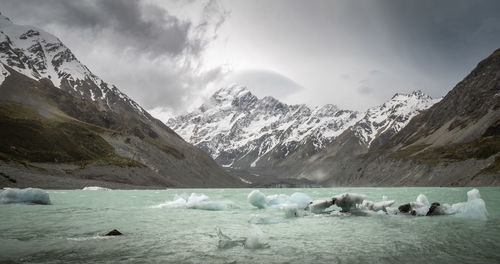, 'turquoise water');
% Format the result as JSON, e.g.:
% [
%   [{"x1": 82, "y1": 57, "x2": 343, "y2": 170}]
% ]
[{"x1": 1, "y1": 187, "x2": 499, "y2": 263}]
